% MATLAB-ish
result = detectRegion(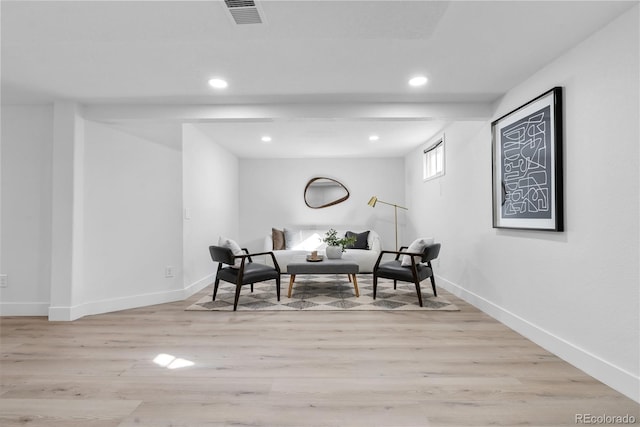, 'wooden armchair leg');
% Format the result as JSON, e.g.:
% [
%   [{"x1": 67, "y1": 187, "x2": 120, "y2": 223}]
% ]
[
  {"x1": 233, "y1": 283, "x2": 243, "y2": 311},
  {"x1": 414, "y1": 280, "x2": 423, "y2": 307},
  {"x1": 373, "y1": 275, "x2": 378, "y2": 300},
  {"x1": 276, "y1": 277, "x2": 281, "y2": 301},
  {"x1": 213, "y1": 278, "x2": 221, "y2": 301},
  {"x1": 430, "y1": 276, "x2": 437, "y2": 297}
]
